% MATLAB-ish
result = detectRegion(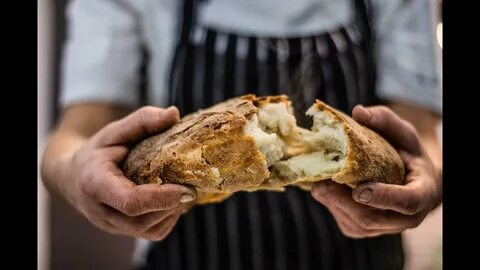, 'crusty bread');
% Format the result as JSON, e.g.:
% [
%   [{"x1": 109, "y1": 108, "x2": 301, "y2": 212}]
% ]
[
  {"x1": 123, "y1": 95, "x2": 404, "y2": 205},
  {"x1": 262, "y1": 99, "x2": 405, "y2": 190}
]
